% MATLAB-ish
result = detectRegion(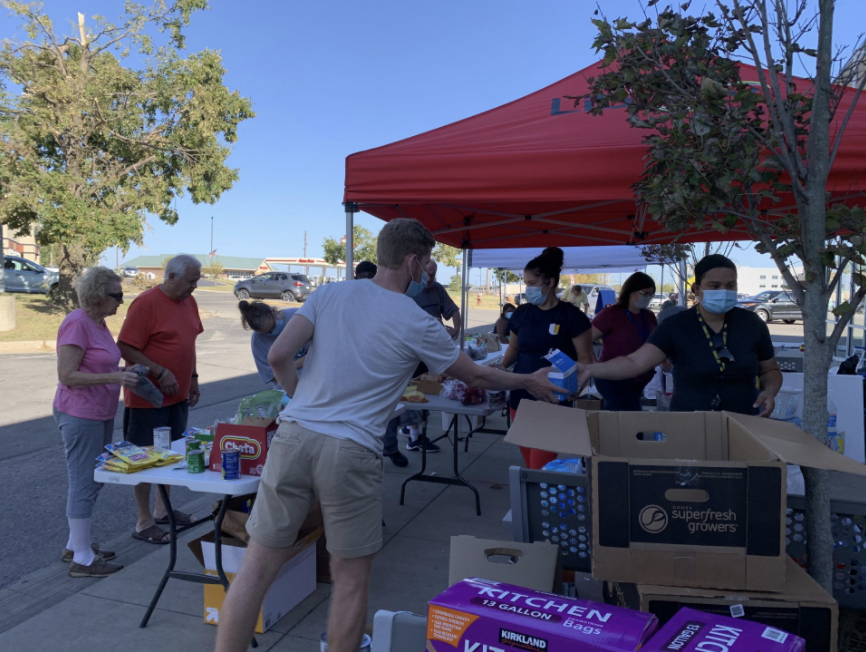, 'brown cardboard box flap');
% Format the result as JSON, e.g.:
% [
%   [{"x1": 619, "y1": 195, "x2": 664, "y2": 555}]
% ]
[
  {"x1": 448, "y1": 536, "x2": 562, "y2": 592},
  {"x1": 504, "y1": 401, "x2": 593, "y2": 457},
  {"x1": 726, "y1": 412, "x2": 866, "y2": 475},
  {"x1": 635, "y1": 557, "x2": 836, "y2": 605}
]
